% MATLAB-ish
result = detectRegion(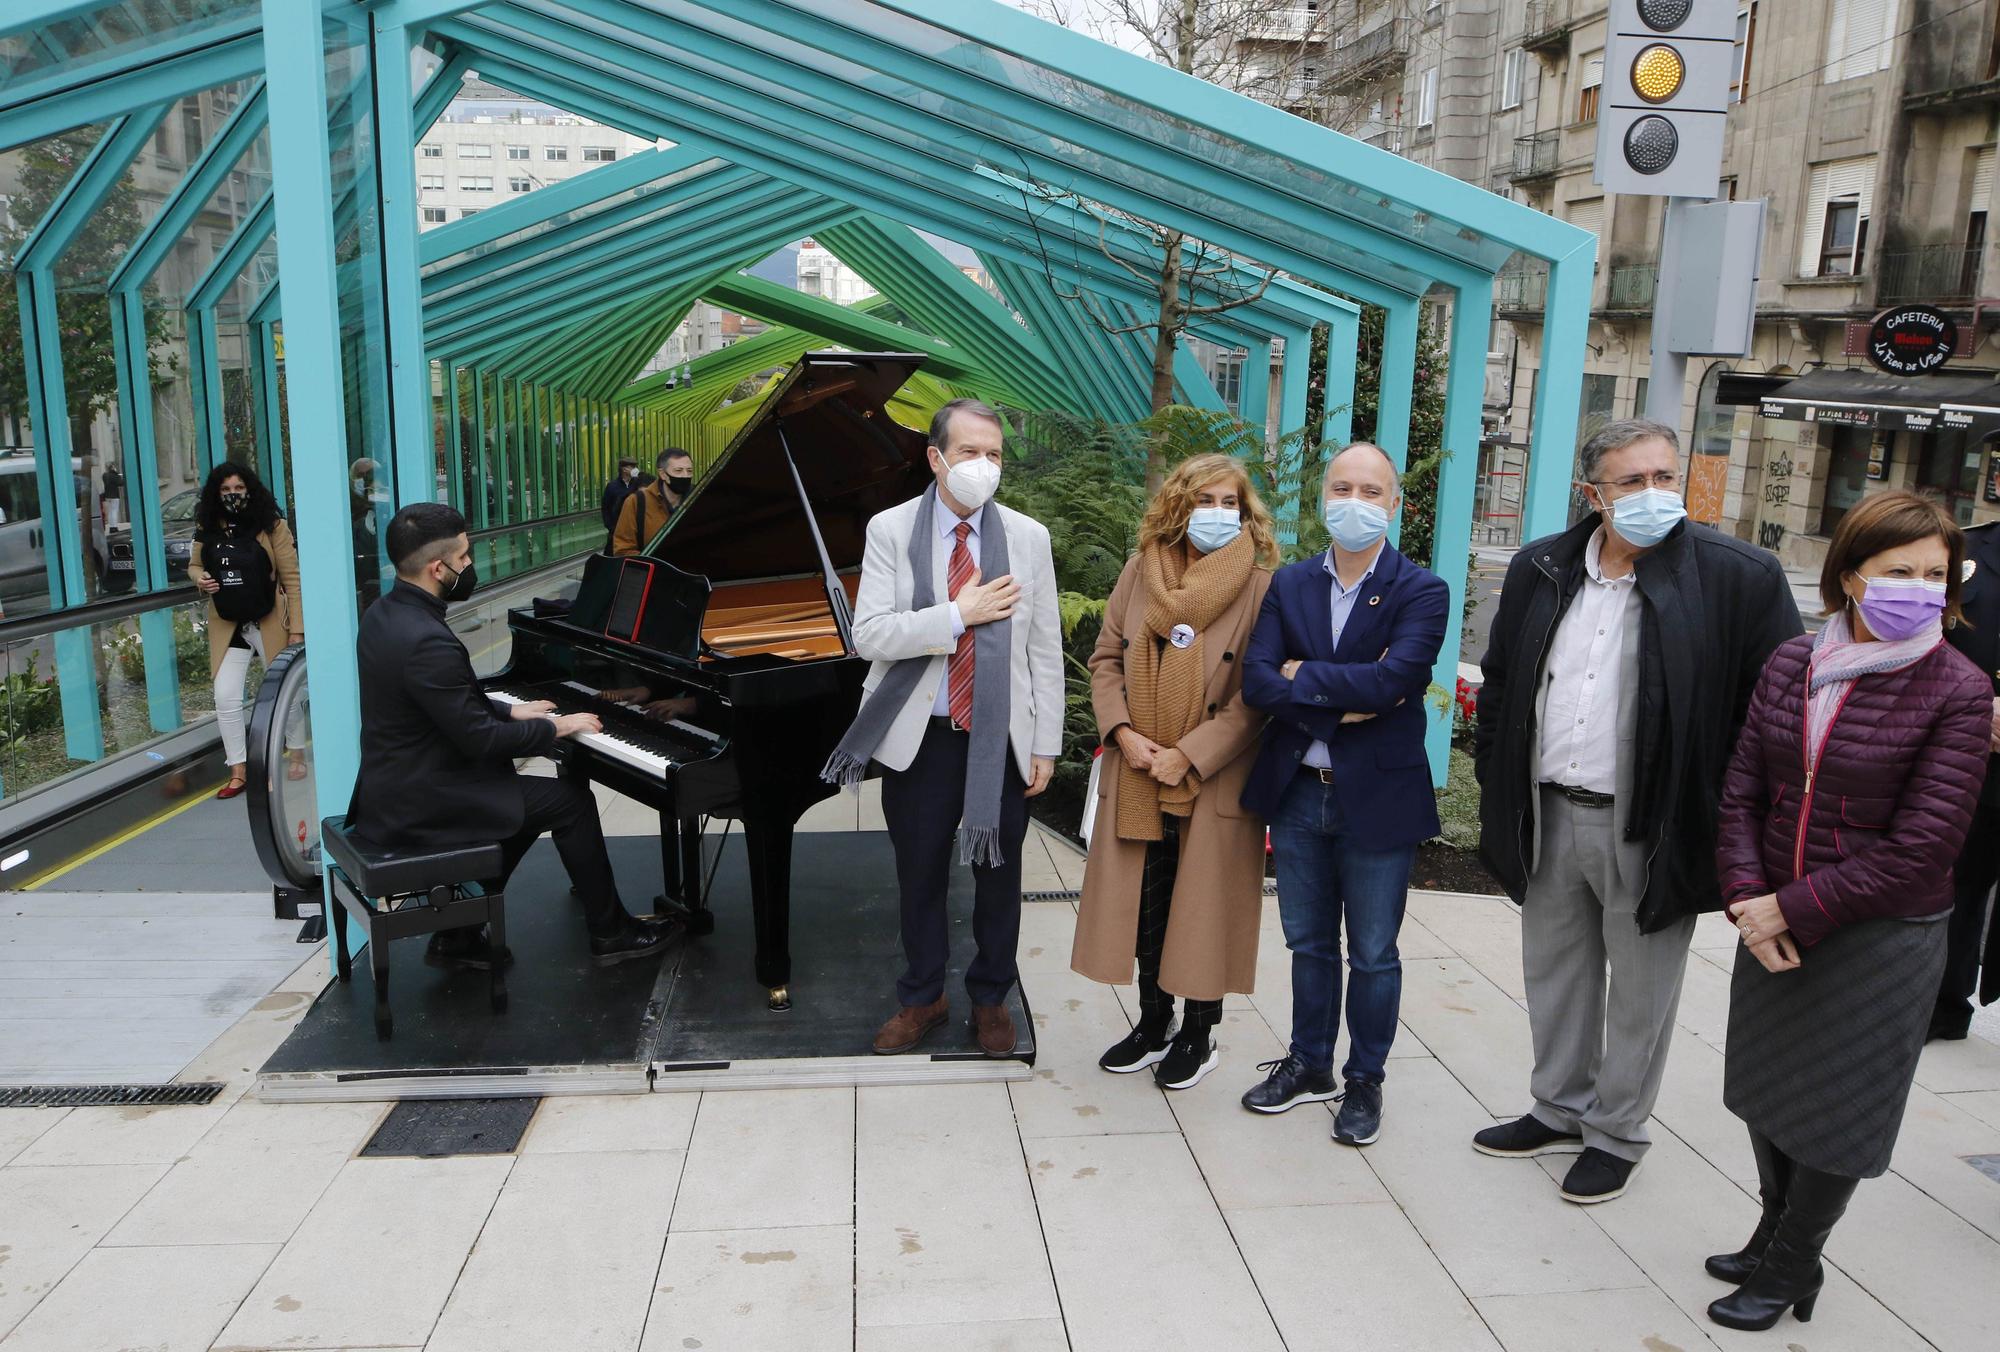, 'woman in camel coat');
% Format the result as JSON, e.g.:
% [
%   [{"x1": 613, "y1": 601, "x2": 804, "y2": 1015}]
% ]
[
  {"x1": 185, "y1": 461, "x2": 304, "y2": 797},
  {"x1": 1072, "y1": 452, "x2": 1275, "y2": 1090}
]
